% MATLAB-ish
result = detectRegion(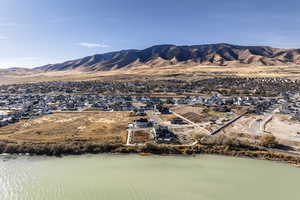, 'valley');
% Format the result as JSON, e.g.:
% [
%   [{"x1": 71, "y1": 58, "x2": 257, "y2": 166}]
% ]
[
  {"x1": 1, "y1": 64, "x2": 300, "y2": 86},
  {"x1": 1, "y1": 43, "x2": 300, "y2": 165}
]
